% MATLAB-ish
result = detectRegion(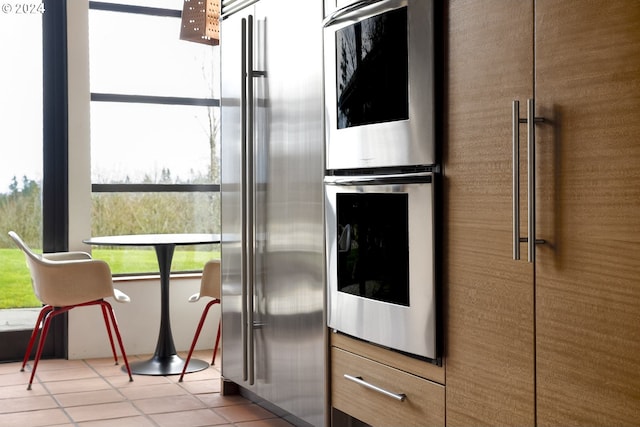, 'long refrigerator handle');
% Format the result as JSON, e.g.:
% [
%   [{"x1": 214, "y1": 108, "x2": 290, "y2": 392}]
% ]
[
  {"x1": 246, "y1": 14, "x2": 255, "y2": 386},
  {"x1": 240, "y1": 16, "x2": 256, "y2": 385},
  {"x1": 240, "y1": 17, "x2": 248, "y2": 383},
  {"x1": 512, "y1": 99, "x2": 544, "y2": 263}
]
